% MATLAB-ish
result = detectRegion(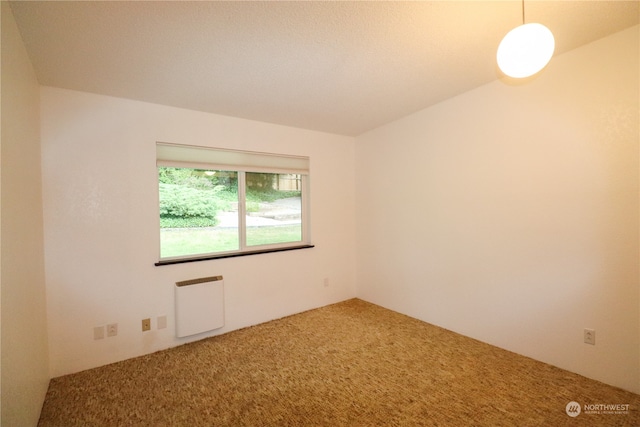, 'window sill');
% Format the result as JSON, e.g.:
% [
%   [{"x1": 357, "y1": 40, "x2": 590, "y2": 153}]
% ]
[{"x1": 155, "y1": 244, "x2": 315, "y2": 266}]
